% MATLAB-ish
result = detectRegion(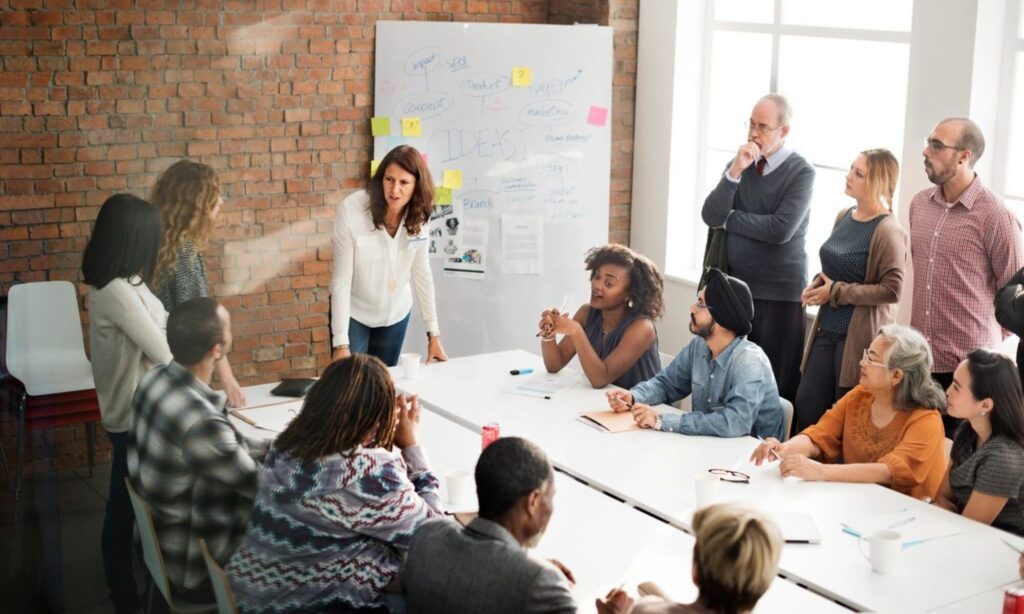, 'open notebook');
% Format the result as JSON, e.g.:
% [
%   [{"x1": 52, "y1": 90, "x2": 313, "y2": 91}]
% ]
[{"x1": 577, "y1": 410, "x2": 641, "y2": 433}]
